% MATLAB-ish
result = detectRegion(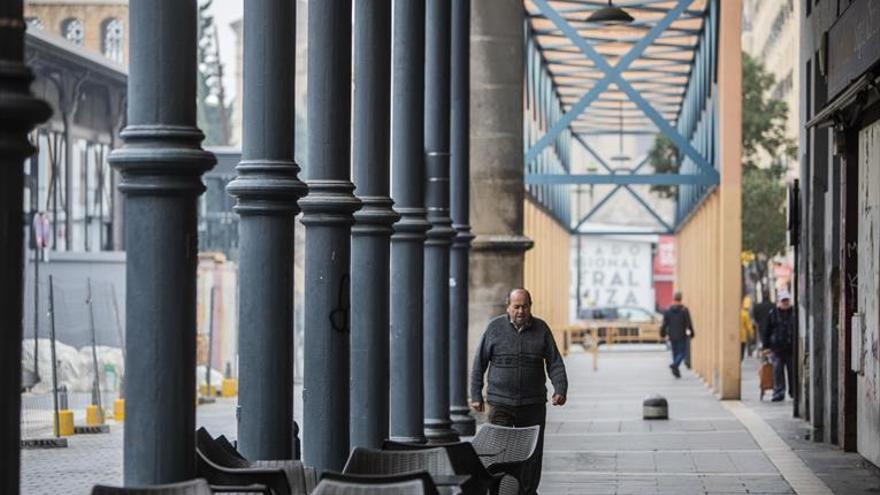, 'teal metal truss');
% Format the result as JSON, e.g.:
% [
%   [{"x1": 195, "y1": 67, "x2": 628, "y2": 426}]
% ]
[{"x1": 523, "y1": 0, "x2": 721, "y2": 234}]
